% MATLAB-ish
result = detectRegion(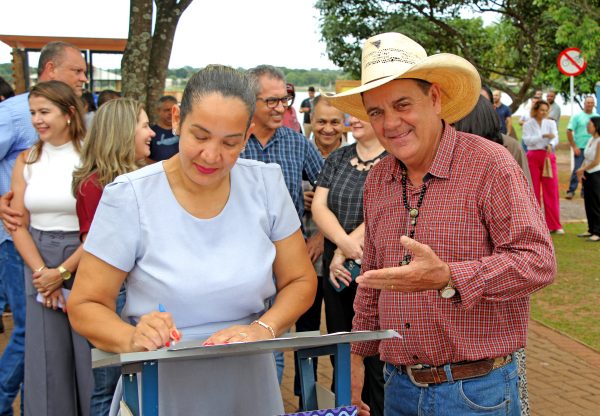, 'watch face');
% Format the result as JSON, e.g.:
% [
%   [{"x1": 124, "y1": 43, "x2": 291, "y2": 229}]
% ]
[{"x1": 441, "y1": 287, "x2": 456, "y2": 299}]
